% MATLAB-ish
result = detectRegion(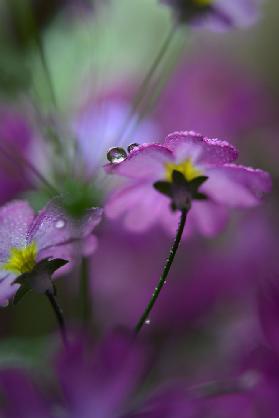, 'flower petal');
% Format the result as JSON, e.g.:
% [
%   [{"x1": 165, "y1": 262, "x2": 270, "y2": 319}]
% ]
[
  {"x1": 105, "y1": 181, "x2": 170, "y2": 232},
  {"x1": 27, "y1": 199, "x2": 102, "y2": 252},
  {"x1": 0, "y1": 273, "x2": 19, "y2": 306},
  {"x1": 165, "y1": 131, "x2": 238, "y2": 165},
  {"x1": 204, "y1": 164, "x2": 272, "y2": 207},
  {"x1": 105, "y1": 143, "x2": 173, "y2": 180},
  {"x1": 0, "y1": 201, "x2": 34, "y2": 262}
]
